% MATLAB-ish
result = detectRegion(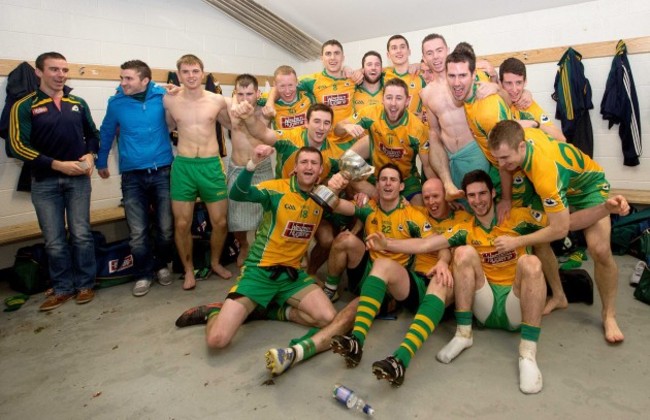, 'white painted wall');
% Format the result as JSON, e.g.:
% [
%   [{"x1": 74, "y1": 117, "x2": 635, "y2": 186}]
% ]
[
  {"x1": 301, "y1": 0, "x2": 650, "y2": 190},
  {"x1": 0, "y1": 0, "x2": 300, "y2": 229}
]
